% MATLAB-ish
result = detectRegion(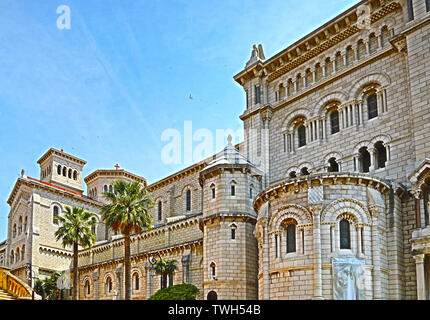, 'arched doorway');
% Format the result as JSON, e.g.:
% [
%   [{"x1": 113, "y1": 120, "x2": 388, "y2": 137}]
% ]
[{"x1": 207, "y1": 290, "x2": 218, "y2": 300}]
